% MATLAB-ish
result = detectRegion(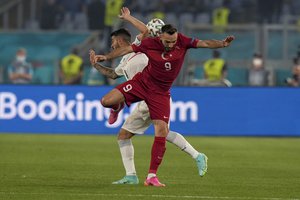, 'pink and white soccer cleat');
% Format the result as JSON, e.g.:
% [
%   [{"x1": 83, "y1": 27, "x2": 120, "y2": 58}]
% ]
[
  {"x1": 108, "y1": 103, "x2": 125, "y2": 124},
  {"x1": 144, "y1": 176, "x2": 166, "y2": 187}
]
